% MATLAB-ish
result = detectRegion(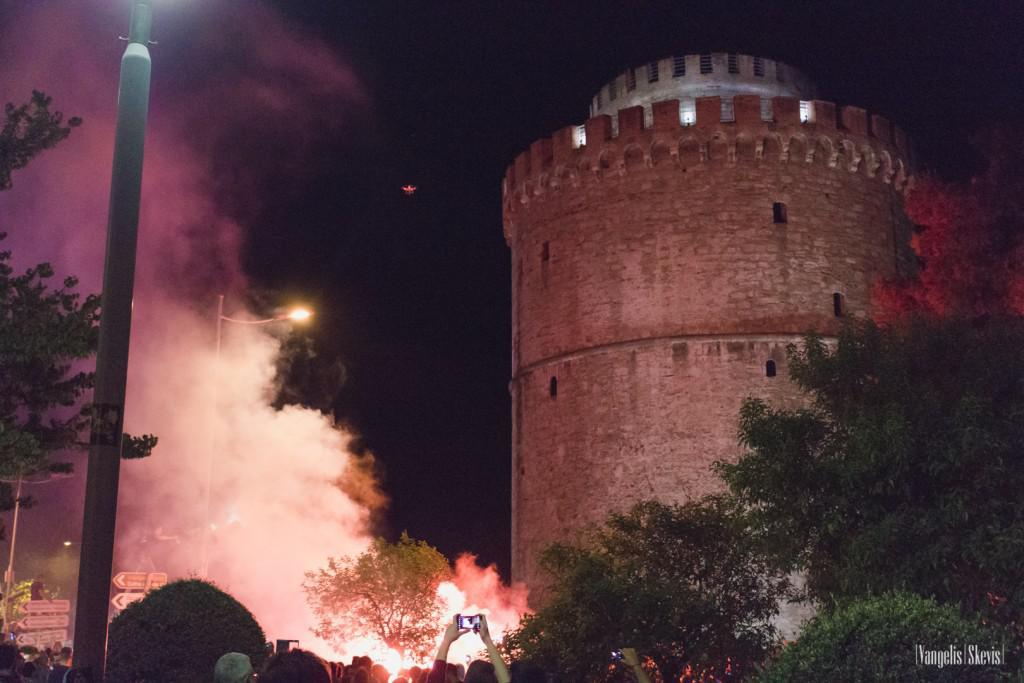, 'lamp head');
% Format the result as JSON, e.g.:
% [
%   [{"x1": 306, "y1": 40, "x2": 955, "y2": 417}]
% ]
[{"x1": 286, "y1": 308, "x2": 312, "y2": 322}]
